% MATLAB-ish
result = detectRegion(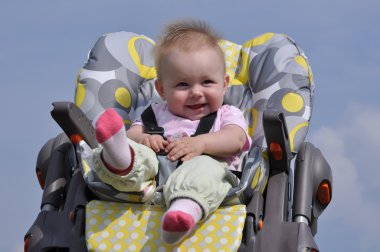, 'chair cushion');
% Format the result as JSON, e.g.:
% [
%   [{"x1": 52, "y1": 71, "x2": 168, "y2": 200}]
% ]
[{"x1": 86, "y1": 200, "x2": 246, "y2": 252}]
